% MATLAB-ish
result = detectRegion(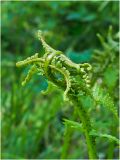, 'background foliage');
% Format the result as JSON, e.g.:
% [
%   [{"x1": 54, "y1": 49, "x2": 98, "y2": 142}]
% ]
[{"x1": 1, "y1": 1, "x2": 119, "y2": 159}]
